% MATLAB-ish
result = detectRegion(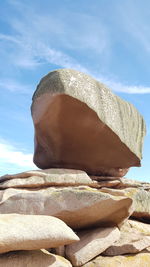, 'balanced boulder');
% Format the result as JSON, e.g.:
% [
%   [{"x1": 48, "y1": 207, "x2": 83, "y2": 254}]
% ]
[{"x1": 31, "y1": 69, "x2": 146, "y2": 176}]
